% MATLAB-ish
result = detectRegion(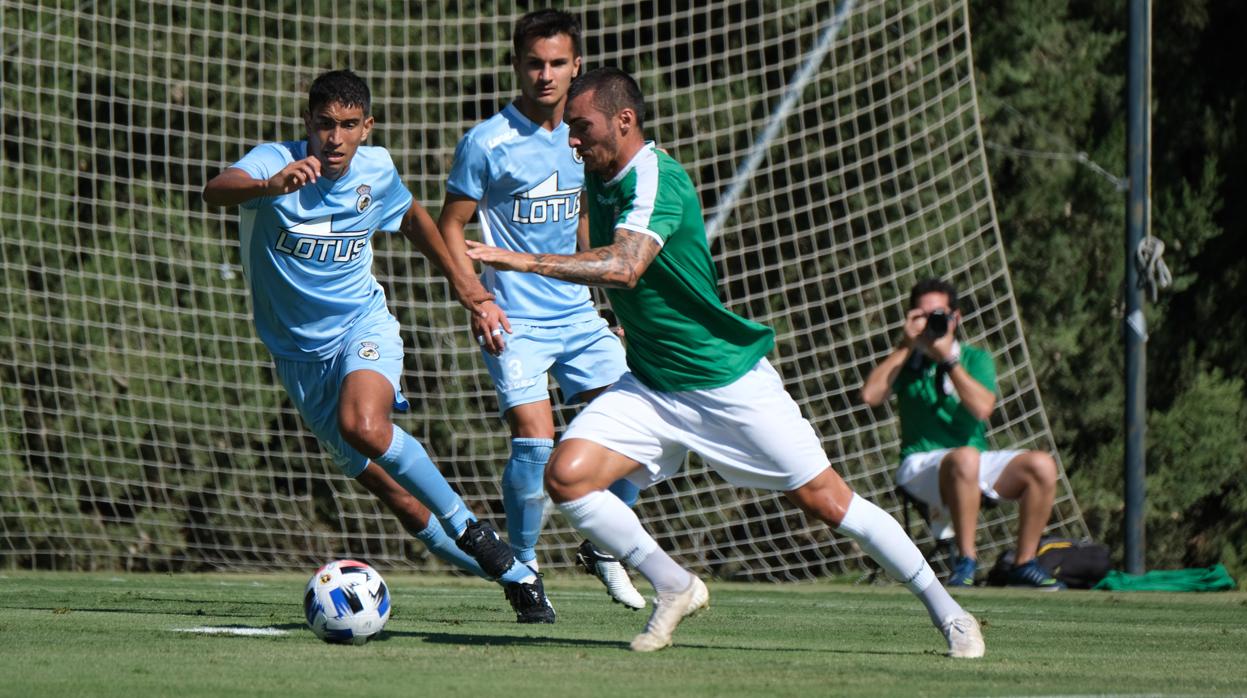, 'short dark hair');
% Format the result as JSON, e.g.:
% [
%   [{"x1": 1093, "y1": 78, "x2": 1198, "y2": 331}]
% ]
[
  {"x1": 308, "y1": 69, "x2": 371, "y2": 116},
  {"x1": 567, "y1": 66, "x2": 646, "y2": 131},
  {"x1": 513, "y1": 9, "x2": 582, "y2": 60},
  {"x1": 909, "y1": 278, "x2": 959, "y2": 311}
]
